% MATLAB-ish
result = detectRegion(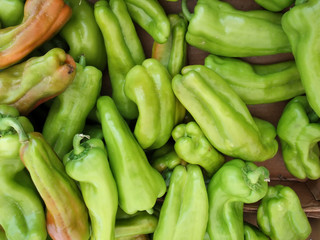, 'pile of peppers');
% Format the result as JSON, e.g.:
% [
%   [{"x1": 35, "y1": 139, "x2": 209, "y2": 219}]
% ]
[{"x1": 0, "y1": 0, "x2": 317, "y2": 239}]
